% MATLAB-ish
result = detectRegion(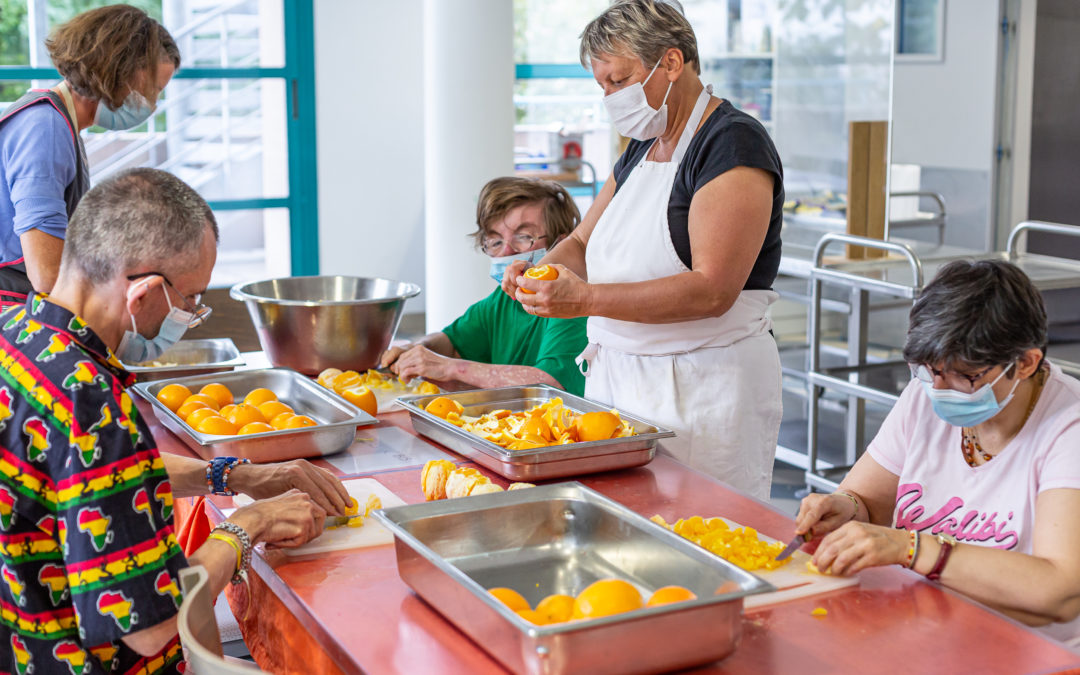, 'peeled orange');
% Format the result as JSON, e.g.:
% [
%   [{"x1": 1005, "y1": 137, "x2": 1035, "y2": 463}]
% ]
[
  {"x1": 198, "y1": 383, "x2": 234, "y2": 408},
  {"x1": 521, "y1": 265, "x2": 558, "y2": 294},
  {"x1": 316, "y1": 368, "x2": 343, "y2": 389},
  {"x1": 331, "y1": 371, "x2": 362, "y2": 394},
  {"x1": 645, "y1": 585, "x2": 697, "y2": 607},
  {"x1": 489, "y1": 587, "x2": 530, "y2": 612},
  {"x1": 157, "y1": 384, "x2": 192, "y2": 412},
  {"x1": 572, "y1": 579, "x2": 642, "y2": 620},
  {"x1": 342, "y1": 385, "x2": 377, "y2": 416}
]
